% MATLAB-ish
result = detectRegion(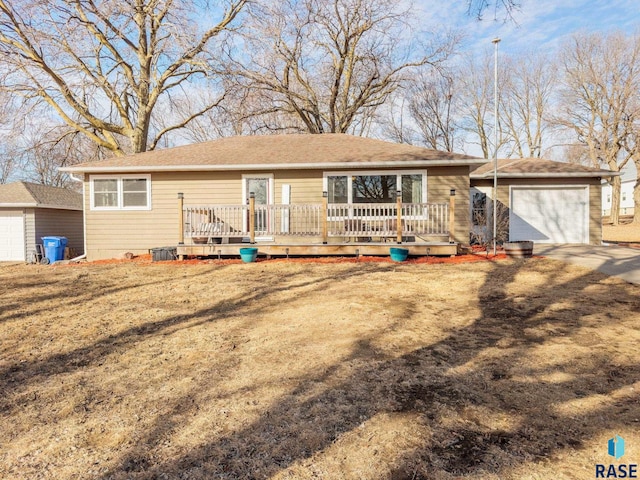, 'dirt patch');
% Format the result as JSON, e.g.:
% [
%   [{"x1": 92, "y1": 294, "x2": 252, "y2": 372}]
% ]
[{"x1": 0, "y1": 259, "x2": 638, "y2": 479}]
